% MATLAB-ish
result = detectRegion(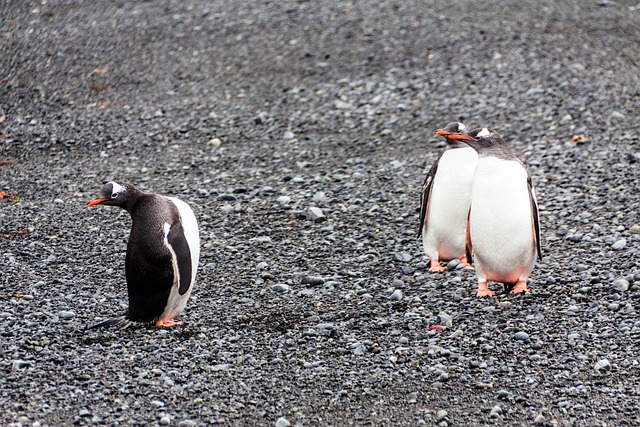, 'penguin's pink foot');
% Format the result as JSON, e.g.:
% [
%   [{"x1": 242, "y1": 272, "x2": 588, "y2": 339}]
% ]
[
  {"x1": 459, "y1": 254, "x2": 473, "y2": 267},
  {"x1": 155, "y1": 318, "x2": 183, "y2": 327},
  {"x1": 509, "y1": 280, "x2": 529, "y2": 295},
  {"x1": 476, "y1": 281, "x2": 495, "y2": 298},
  {"x1": 429, "y1": 259, "x2": 447, "y2": 272}
]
